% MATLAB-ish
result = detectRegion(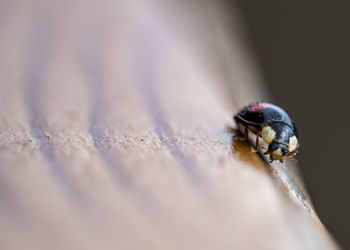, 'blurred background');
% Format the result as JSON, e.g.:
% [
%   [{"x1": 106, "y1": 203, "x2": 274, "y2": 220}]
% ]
[{"x1": 234, "y1": 0, "x2": 350, "y2": 248}]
